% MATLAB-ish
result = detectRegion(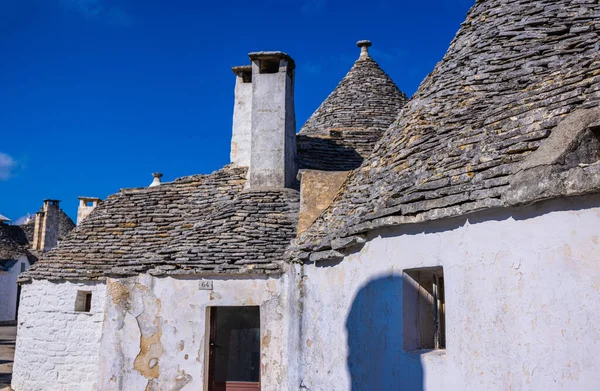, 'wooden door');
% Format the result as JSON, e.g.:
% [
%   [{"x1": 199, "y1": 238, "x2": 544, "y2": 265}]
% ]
[{"x1": 208, "y1": 307, "x2": 260, "y2": 391}]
